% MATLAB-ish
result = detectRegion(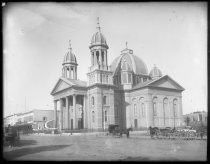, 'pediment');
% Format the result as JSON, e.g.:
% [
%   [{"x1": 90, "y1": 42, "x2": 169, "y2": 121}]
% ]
[
  {"x1": 148, "y1": 75, "x2": 184, "y2": 91},
  {"x1": 51, "y1": 79, "x2": 72, "y2": 95},
  {"x1": 155, "y1": 80, "x2": 177, "y2": 89}
]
